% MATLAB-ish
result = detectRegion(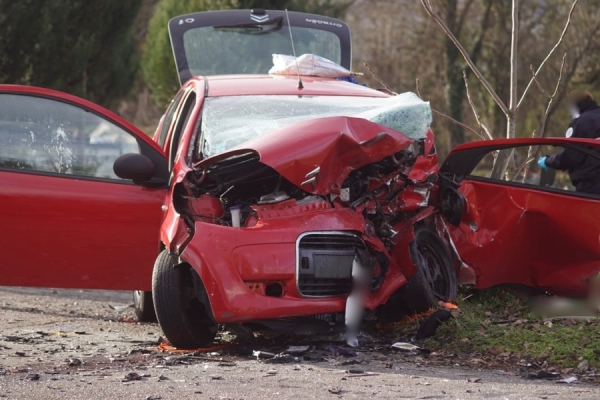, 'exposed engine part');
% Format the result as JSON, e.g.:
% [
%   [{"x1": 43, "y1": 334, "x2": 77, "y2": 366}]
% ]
[
  {"x1": 179, "y1": 139, "x2": 434, "y2": 294},
  {"x1": 258, "y1": 191, "x2": 290, "y2": 204},
  {"x1": 336, "y1": 146, "x2": 427, "y2": 250},
  {"x1": 186, "y1": 194, "x2": 224, "y2": 220},
  {"x1": 185, "y1": 151, "x2": 314, "y2": 226}
]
